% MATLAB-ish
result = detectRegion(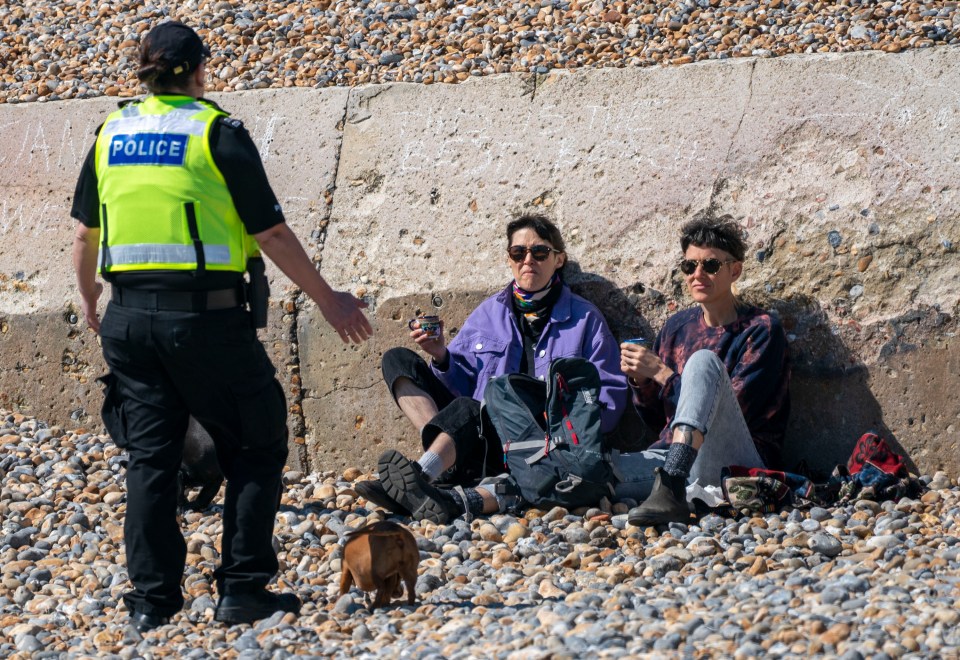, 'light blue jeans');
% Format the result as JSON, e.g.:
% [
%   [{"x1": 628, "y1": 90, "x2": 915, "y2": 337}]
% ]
[{"x1": 613, "y1": 349, "x2": 765, "y2": 501}]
